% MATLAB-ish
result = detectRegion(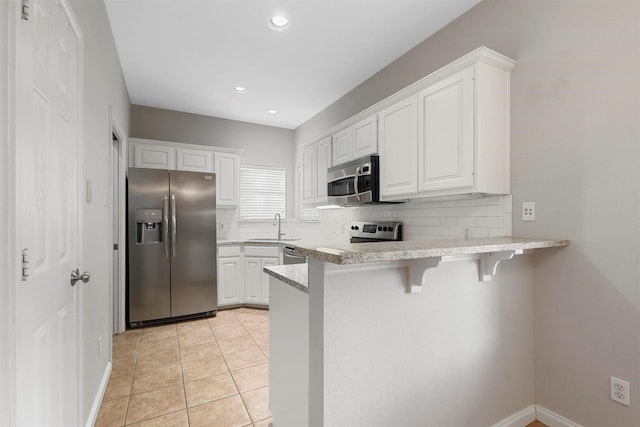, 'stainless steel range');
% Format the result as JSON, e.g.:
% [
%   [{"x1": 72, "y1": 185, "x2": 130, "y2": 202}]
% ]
[{"x1": 349, "y1": 221, "x2": 402, "y2": 243}]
